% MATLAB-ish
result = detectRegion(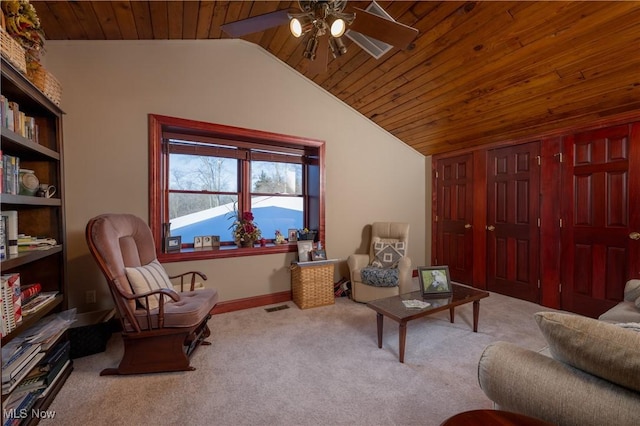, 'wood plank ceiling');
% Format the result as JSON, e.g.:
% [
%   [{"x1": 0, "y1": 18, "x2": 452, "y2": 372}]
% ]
[{"x1": 31, "y1": 1, "x2": 640, "y2": 156}]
